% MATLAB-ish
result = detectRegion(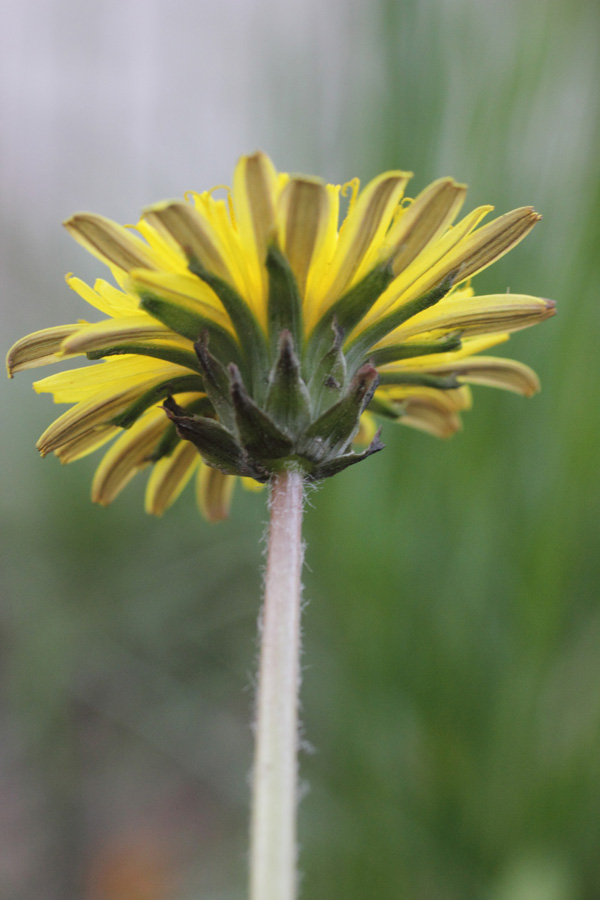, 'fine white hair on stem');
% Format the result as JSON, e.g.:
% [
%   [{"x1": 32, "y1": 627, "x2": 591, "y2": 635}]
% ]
[{"x1": 250, "y1": 467, "x2": 306, "y2": 900}]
